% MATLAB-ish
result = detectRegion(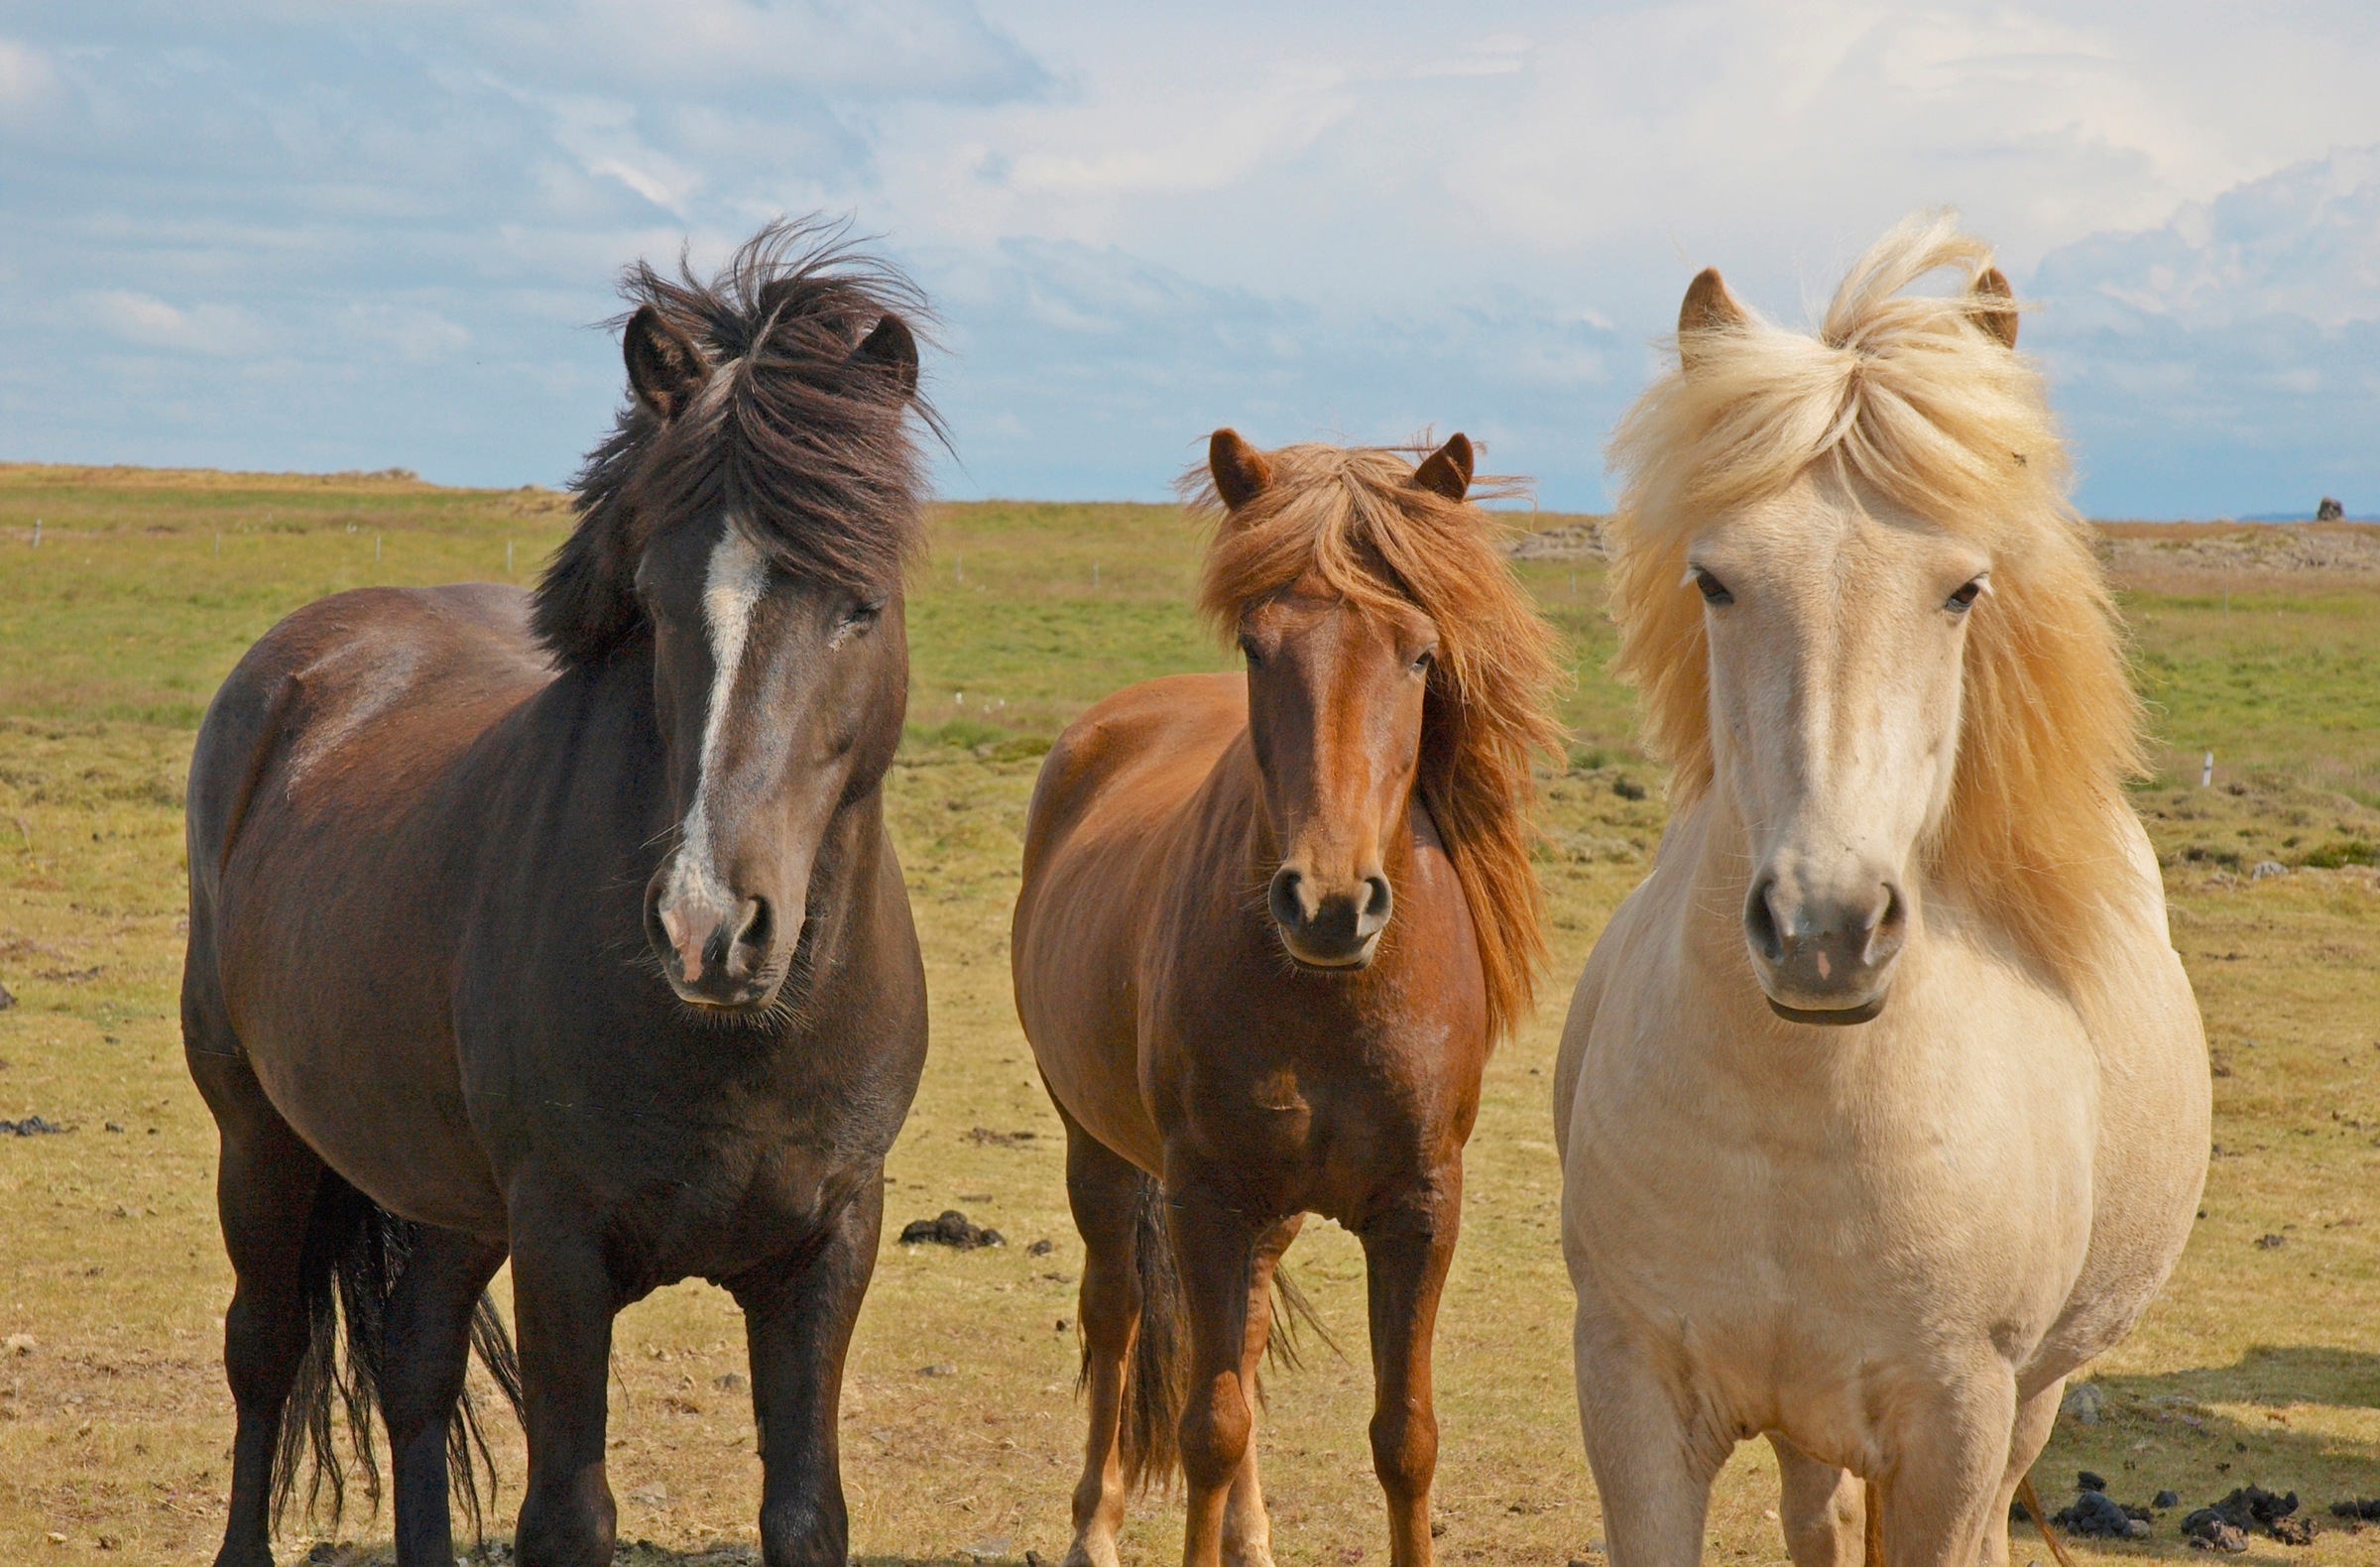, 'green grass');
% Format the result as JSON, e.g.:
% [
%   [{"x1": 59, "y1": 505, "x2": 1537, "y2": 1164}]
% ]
[{"x1": 1, "y1": 465, "x2": 2378, "y2": 1565}]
